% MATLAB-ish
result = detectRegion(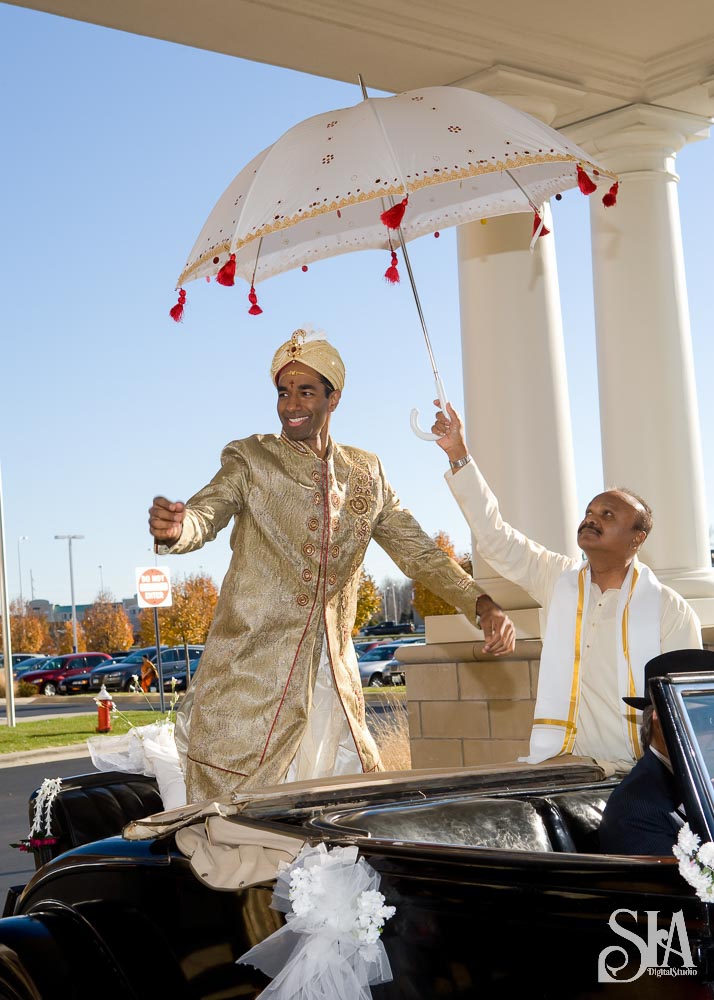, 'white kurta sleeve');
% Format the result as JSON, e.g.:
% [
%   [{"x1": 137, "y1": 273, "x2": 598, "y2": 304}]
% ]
[
  {"x1": 445, "y1": 459, "x2": 576, "y2": 609},
  {"x1": 659, "y1": 586, "x2": 703, "y2": 651}
]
